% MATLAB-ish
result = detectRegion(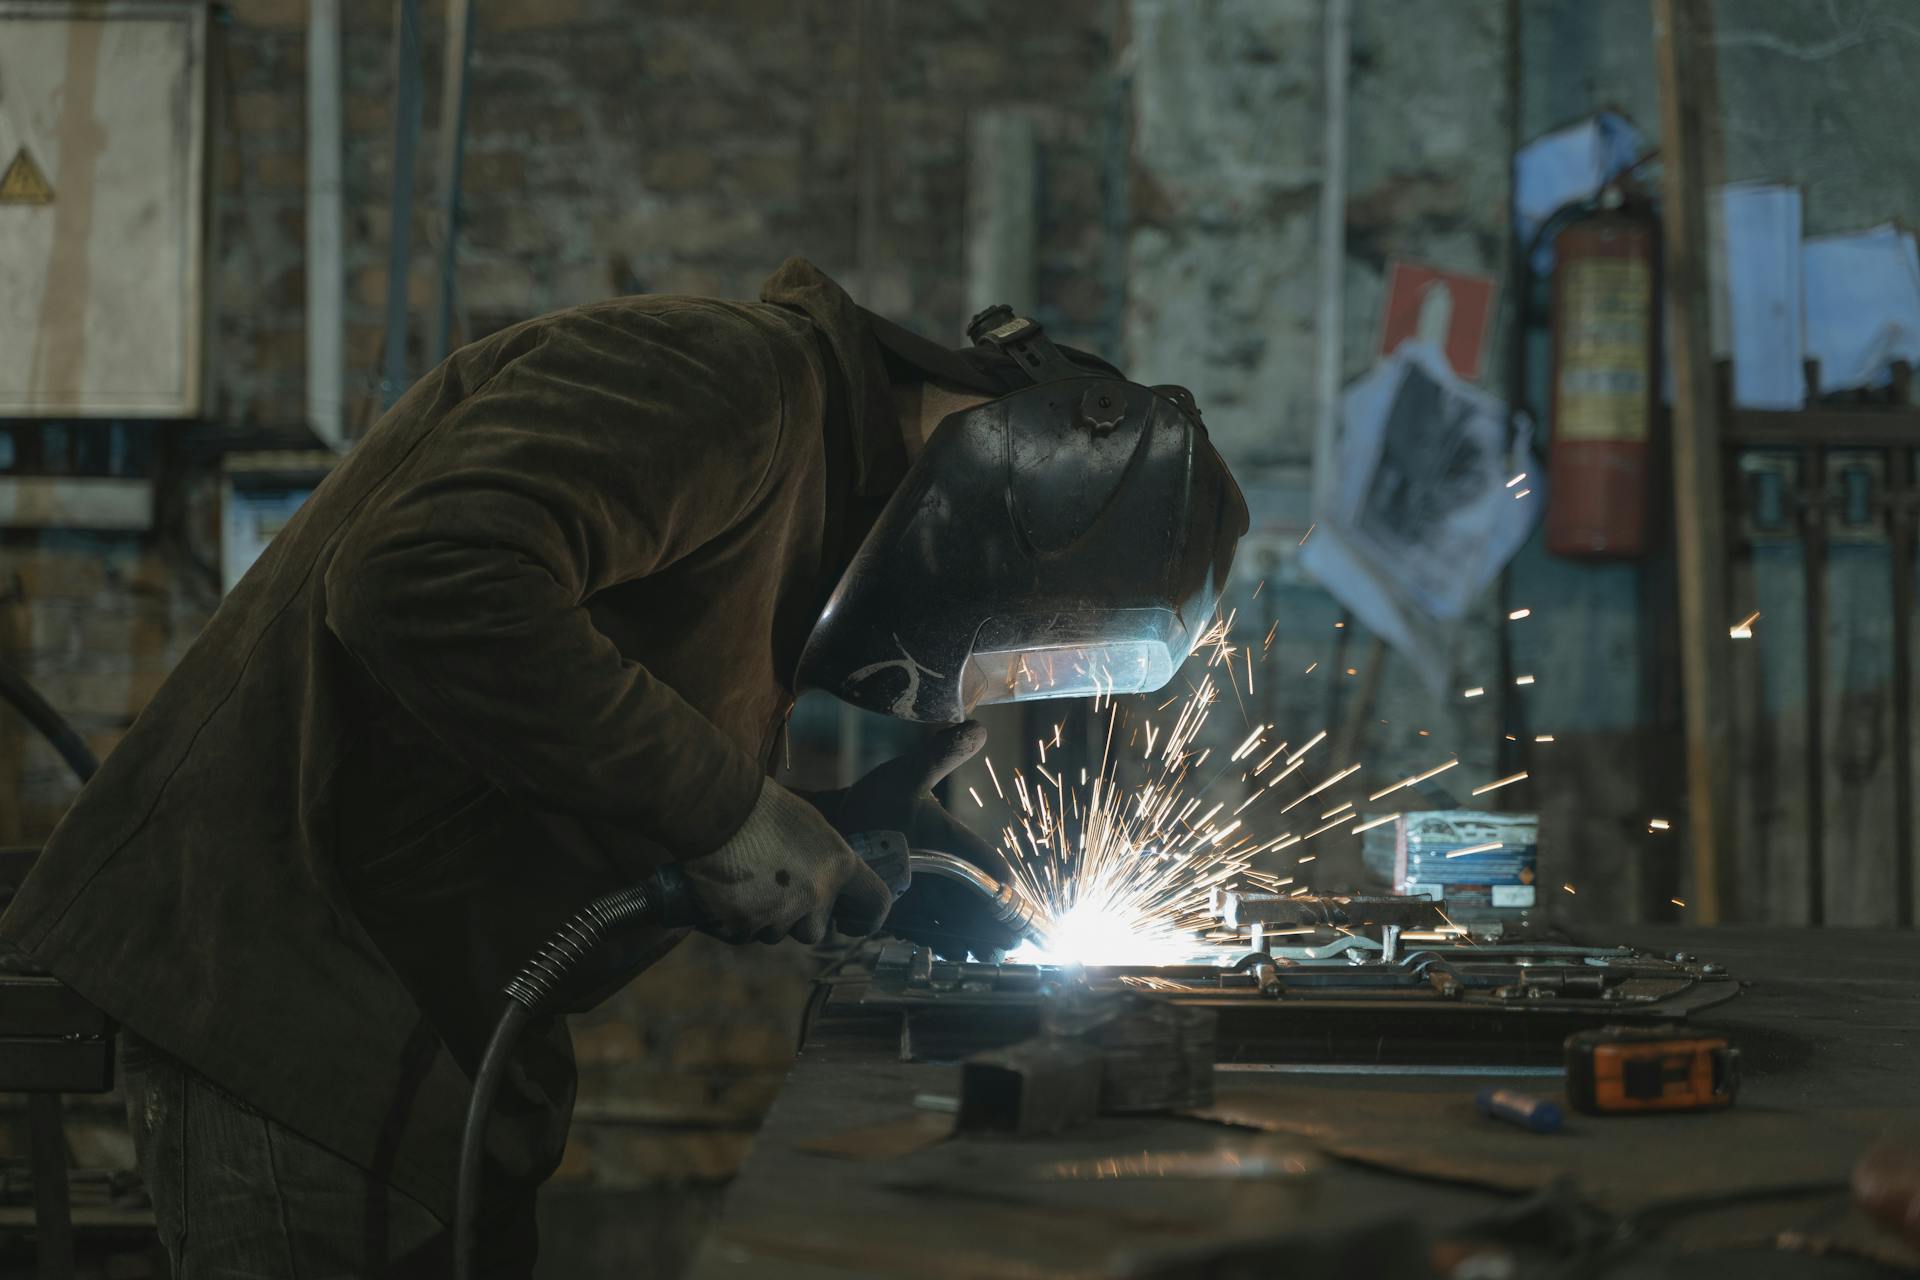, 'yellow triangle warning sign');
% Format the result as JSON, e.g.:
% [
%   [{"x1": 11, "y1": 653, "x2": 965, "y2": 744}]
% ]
[{"x1": 0, "y1": 148, "x2": 54, "y2": 205}]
